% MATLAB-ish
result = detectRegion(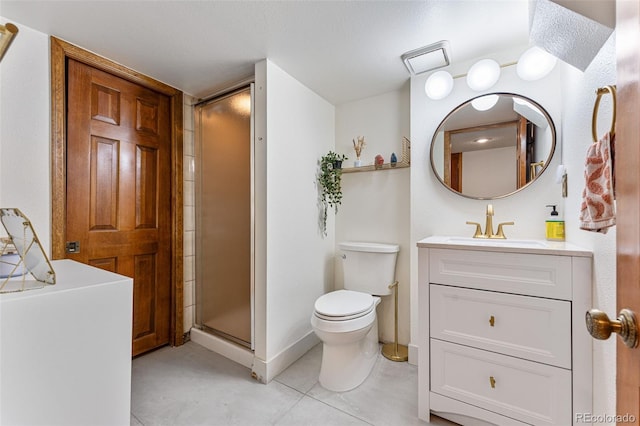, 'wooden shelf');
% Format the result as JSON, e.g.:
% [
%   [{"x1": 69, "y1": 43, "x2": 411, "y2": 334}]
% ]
[
  {"x1": 341, "y1": 161, "x2": 410, "y2": 173},
  {"x1": 341, "y1": 137, "x2": 411, "y2": 174}
]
